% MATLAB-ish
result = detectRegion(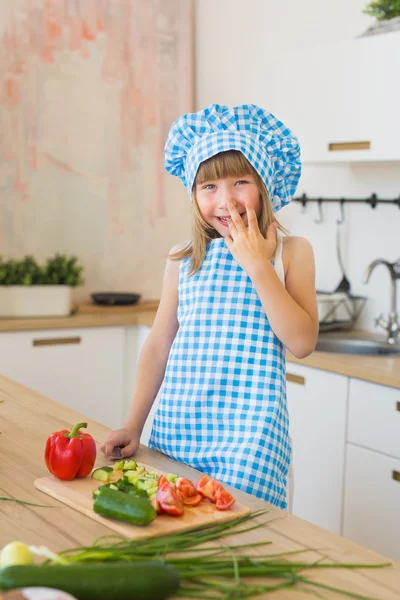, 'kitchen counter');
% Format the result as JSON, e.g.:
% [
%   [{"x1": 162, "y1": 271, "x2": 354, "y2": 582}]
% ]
[
  {"x1": 1, "y1": 374, "x2": 399, "y2": 598},
  {"x1": 287, "y1": 330, "x2": 400, "y2": 390},
  {"x1": 1, "y1": 302, "x2": 399, "y2": 389},
  {"x1": 0, "y1": 301, "x2": 159, "y2": 332}
]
